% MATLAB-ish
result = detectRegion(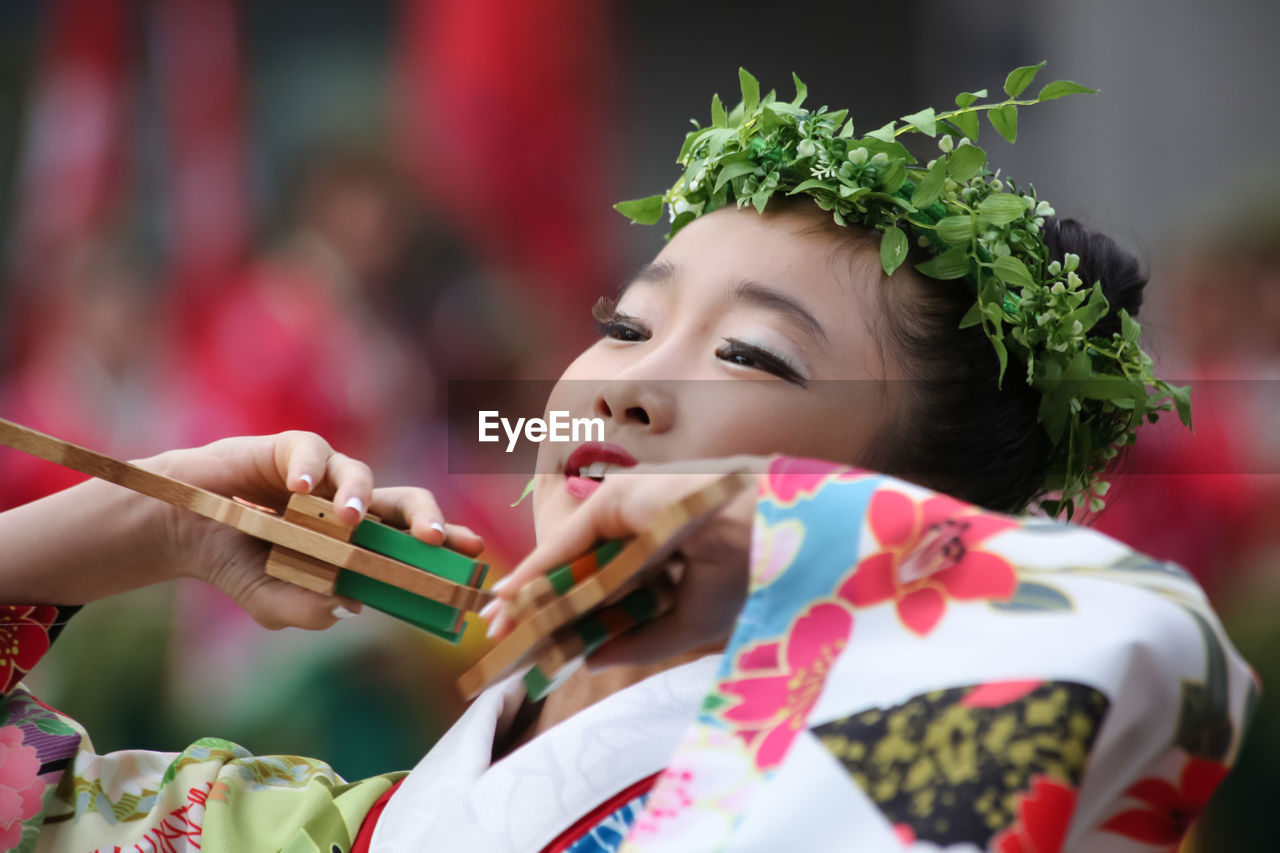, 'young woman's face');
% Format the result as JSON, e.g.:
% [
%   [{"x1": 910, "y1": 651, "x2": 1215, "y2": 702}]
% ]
[{"x1": 531, "y1": 205, "x2": 901, "y2": 540}]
